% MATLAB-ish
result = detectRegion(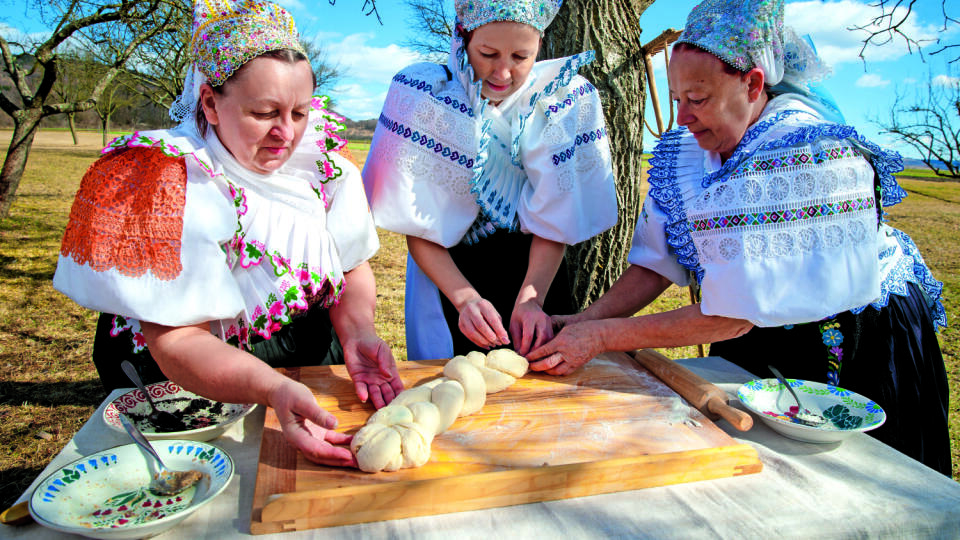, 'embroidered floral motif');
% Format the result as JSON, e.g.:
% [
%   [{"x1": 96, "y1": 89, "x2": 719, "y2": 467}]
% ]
[
  {"x1": 110, "y1": 315, "x2": 147, "y2": 354},
  {"x1": 732, "y1": 145, "x2": 863, "y2": 177}
]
